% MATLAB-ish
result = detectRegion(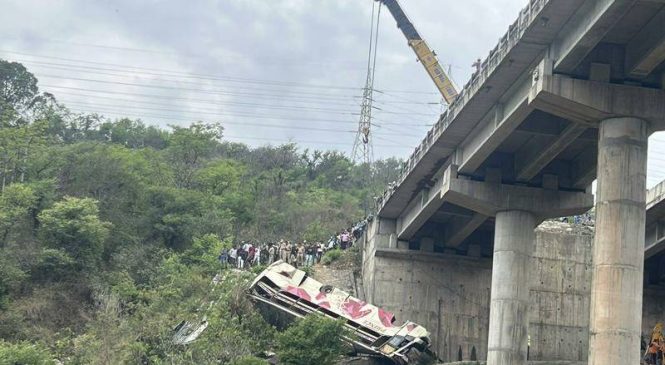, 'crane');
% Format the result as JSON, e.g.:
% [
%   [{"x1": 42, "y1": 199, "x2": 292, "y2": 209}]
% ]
[{"x1": 376, "y1": 0, "x2": 458, "y2": 105}]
